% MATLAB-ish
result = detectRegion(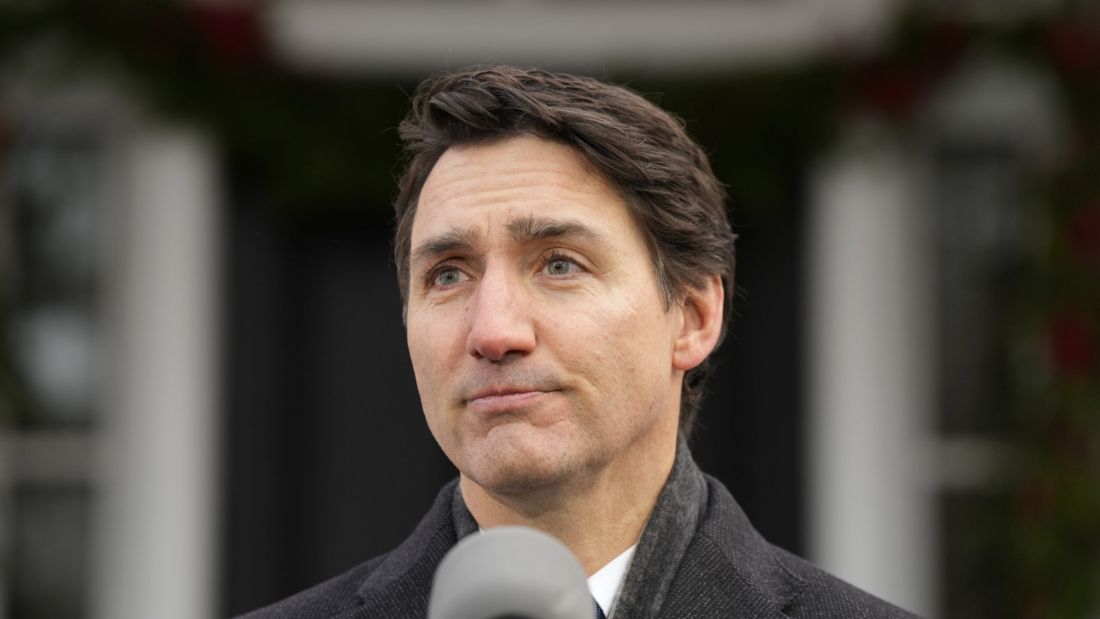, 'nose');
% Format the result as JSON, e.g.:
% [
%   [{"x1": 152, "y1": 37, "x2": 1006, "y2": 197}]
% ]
[{"x1": 465, "y1": 268, "x2": 536, "y2": 361}]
